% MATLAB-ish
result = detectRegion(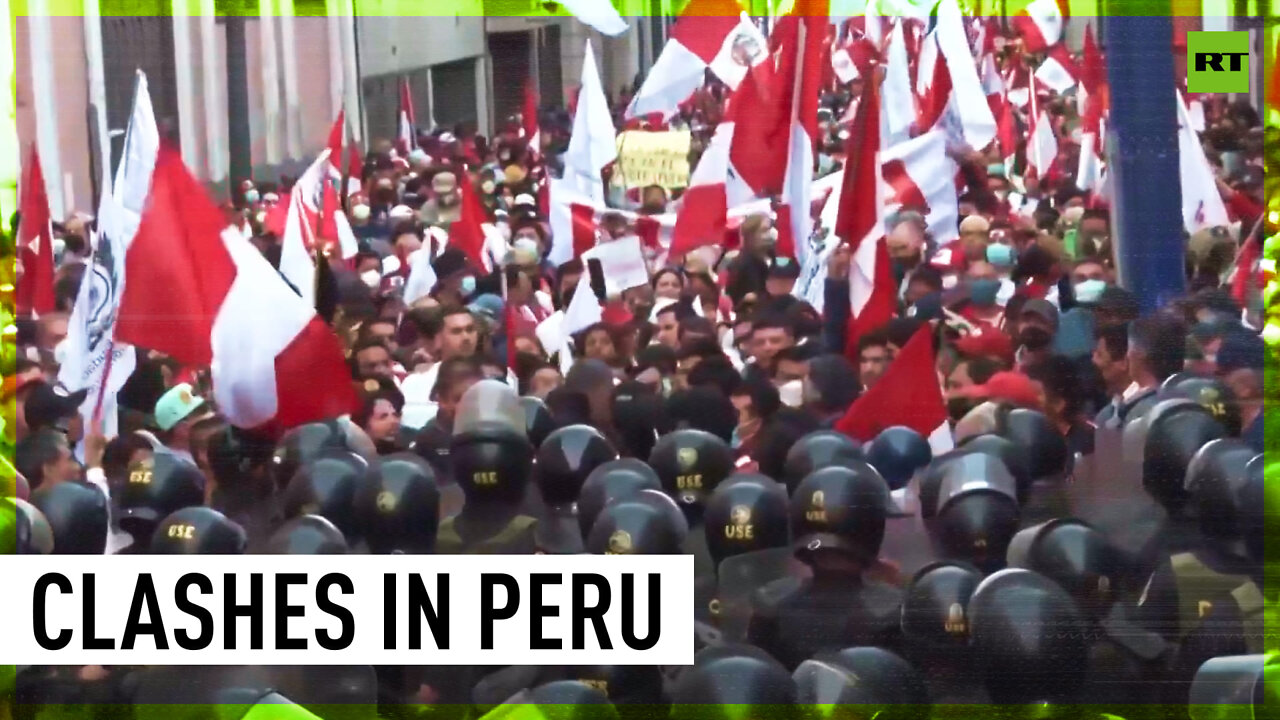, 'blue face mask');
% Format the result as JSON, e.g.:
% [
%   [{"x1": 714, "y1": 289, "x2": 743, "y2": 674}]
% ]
[
  {"x1": 986, "y1": 243, "x2": 1014, "y2": 267},
  {"x1": 244, "y1": 189, "x2": 260, "y2": 205},
  {"x1": 1074, "y1": 279, "x2": 1108, "y2": 304},
  {"x1": 969, "y1": 278, "x2": 1001, "y2": 307},
  {"x1": 460, "y1": 275, "x2": 477, "y2": 297}
]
